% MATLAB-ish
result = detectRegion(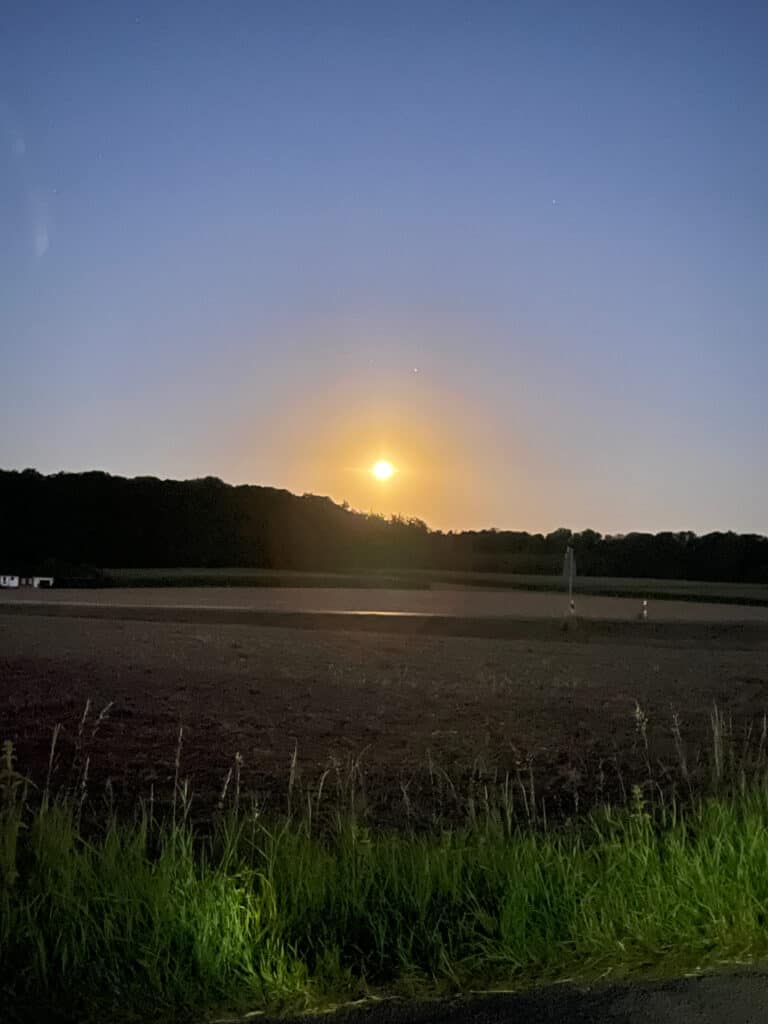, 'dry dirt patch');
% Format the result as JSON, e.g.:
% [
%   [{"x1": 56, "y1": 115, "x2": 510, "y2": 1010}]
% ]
[{"x1": 2, "y1": 613, "x2": 768, "y2": 823}]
